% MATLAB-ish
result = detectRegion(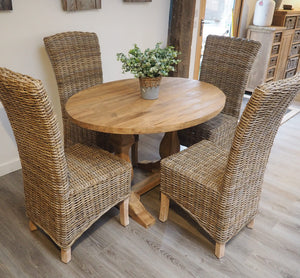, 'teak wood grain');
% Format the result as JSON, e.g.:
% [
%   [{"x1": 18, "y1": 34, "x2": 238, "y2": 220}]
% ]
[{"x1": 65, "y1": 77, "x2": 225, "y2": 135}]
